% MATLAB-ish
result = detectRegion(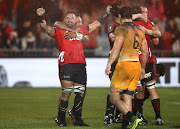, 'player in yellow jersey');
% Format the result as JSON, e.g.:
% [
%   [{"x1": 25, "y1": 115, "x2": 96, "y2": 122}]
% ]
[{"x1": 105, "y1": 6, "x2": 148, "y2": 129}]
